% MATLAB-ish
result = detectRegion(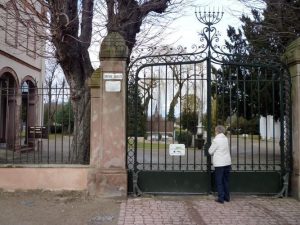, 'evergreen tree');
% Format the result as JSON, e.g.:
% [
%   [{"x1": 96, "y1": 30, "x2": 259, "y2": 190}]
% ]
[
  {"x1": 228, "y1": 0, "x2": 300, "y2": 62},
  {"x1": 127, "y1": 82, "x2": 147, "y2": 137},
  {"x1": 213, "y1": 0, "x2": 297, "y2": 124}
]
